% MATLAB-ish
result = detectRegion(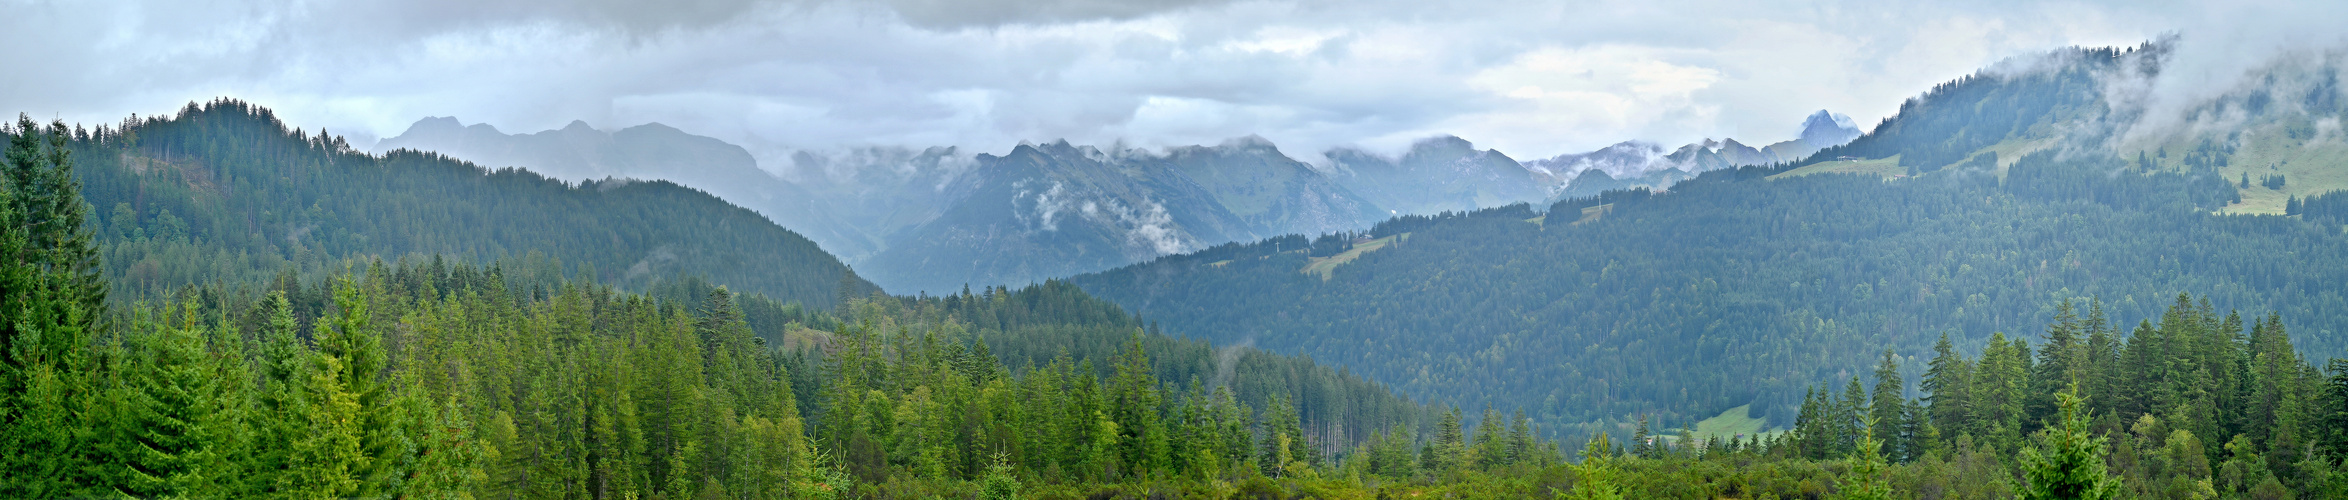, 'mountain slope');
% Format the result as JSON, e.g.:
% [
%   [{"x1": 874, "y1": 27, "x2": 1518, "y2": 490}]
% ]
[
  {"x1": 1160, "y1": 136, "x2": 1387, "y2": 237},
  {"x1": 75, "y1": 99, "x2": 874, "y2": 306},
  {"x1": 1329, "y1": 136, "x2": 1548, "y2": 215},
  {"x1": 862, "y1": 138, "x2": 1388, "y2": 293},
  {"x1": 375, "y1": 117, "x2": 877, "y2": 260},
  {"x1": 1523, "y1": 109, "x2": 1865, "y2": 200},
  {"x1": 1072, "y1": 43, "x2": 2348, "y2": 438}
]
